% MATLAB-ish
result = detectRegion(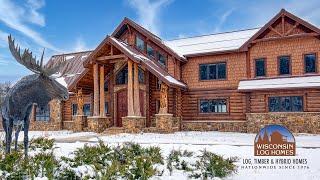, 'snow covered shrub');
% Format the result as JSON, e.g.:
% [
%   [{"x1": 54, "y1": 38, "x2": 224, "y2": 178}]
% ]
[
  {"x1": 167, "y1": 149, "x2": 194, "y2": 175},
  {"x1": 191, "y1": 150, "x2": 237, "y2": 179},
  {"x1": 127, "y1": 155, "x2": 155, "y2": 180},
  {"x1": 69, "y1": 140, "x2": 112, "y2": 170},
  {"x1": 29, "y1": 137, "x2": 55, "y2": 151},
  {"x1": 29, "y1": 151, "x2": 59, "y2": 179},
  {"x1": 145, "y1": 146, "x2": 163, "y2": 164}
]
